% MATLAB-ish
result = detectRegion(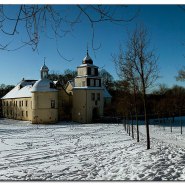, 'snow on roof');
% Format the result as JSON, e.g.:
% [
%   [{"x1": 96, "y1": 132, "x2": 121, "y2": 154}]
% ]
[
  {"x1": 2, "y1": 80, "x2": 37, "y2": 99},
  {"x1": 75, "y1": 75, "x2": 101, "y2": 79},
  {"x1": 2, "y1": 84, "x2": 33, "y2": 99},
  {"x1": 1, "y1": 78, "x2": 58, "y2": 99},
  {"x1": 104, "y1": 88, "x2": 112, "y2": 98},
  {"x1": 73, "y1": 86, "x2": 104, "y2": 90},
  {"x1": 83, "y1": 54, "x2": 92, "y2": 62},
  {"x1": 82, "y1": 51, "x2": 93, "y2": 64},
  {"x1": 53, "y1": 81, "x2": 58, "y2": 84},
  {"x1": 77, "y1": 64, "x2": 98, "y2": 68},
  {"x1": 40, "y1": 63, "x2": 49, "y2": 71},
  {"x1": 53, "y1": 80, "x2": 63, "y2": 86},
  {"x1": 32, "y1": 78, "x2": 58, "y2": 92}
]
